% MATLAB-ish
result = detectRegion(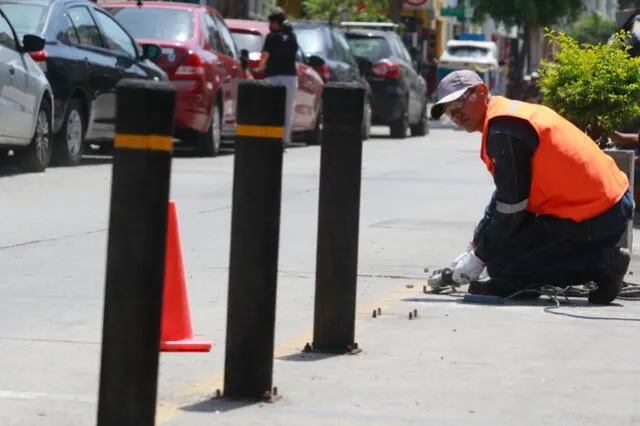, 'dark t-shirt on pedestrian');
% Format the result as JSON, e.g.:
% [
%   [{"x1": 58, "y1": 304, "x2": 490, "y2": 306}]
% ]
[{"x1": 262, "y1": 27, "x2": 298, "y2": 77}]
